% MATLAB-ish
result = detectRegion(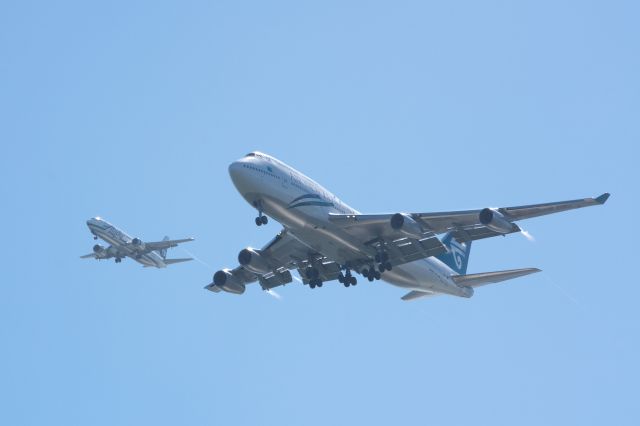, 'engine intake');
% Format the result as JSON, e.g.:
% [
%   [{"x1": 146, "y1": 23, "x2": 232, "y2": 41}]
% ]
[
  {"x1": 390, "y1": 213, "x2": 424, "y2": 239},
  {"x1": 479, "y1": 208, "x2": 515, "y2": 234},
  {"x1": 213, "y1": 269, "x2": 246, "y2": 294},
  {"x1": 238, "y1": 248, "x2": 271, "y2": 275}
]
